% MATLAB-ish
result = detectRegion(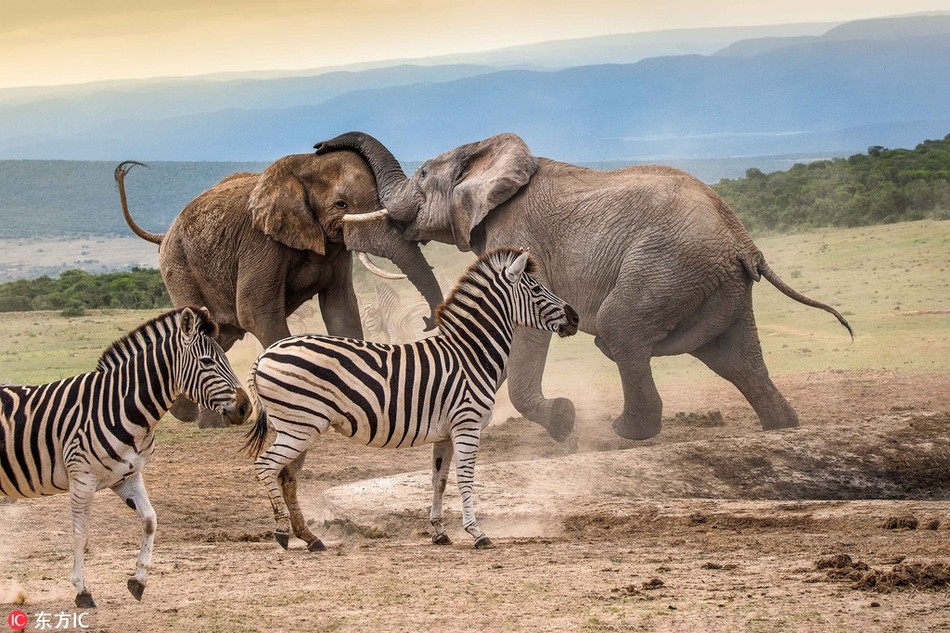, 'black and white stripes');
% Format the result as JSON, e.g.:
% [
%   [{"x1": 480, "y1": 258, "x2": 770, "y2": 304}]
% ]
[
  {"x1": 246, "y1": 248, "x2": 578, "y2": 549},
  {"x1": 0, "y1": 307, "x2": 249, "y2": 607}
]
